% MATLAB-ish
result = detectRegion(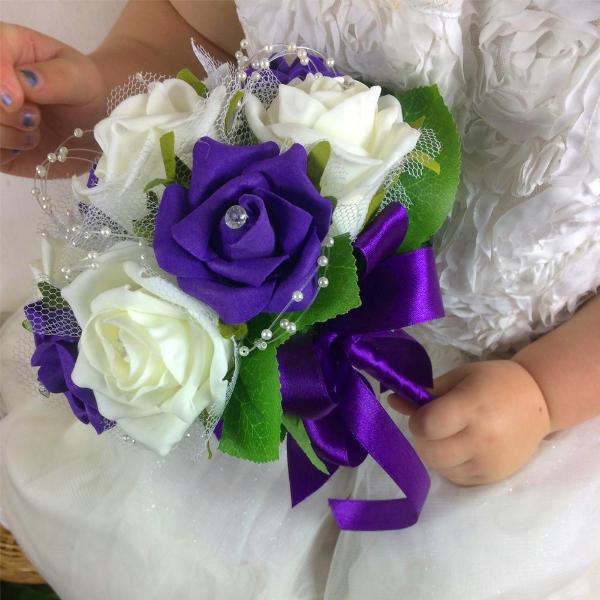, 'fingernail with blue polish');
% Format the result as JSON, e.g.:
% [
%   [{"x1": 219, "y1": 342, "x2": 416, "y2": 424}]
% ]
[
  {"x1": 1, "y1": 92, "x2": 13, "y2": 107},
  {"x1": 22, "y1": 112, "x2": 35, "y2": 128},
  {"x1": 20, "y1": 69, "x2": 39, "y2": 87}
]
